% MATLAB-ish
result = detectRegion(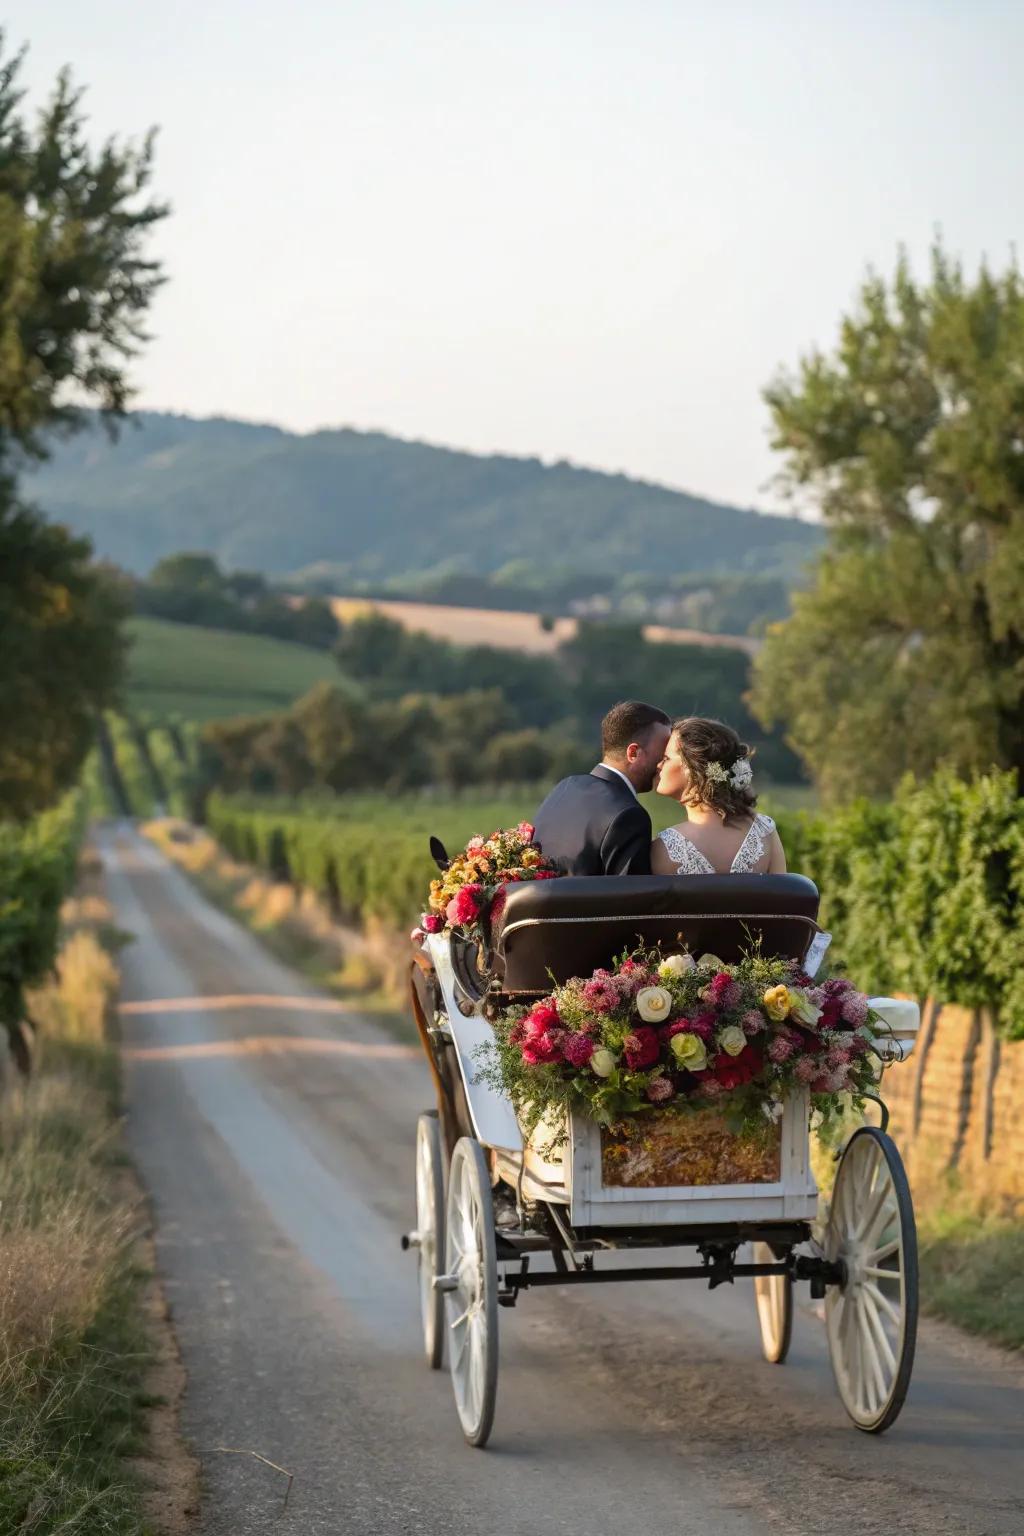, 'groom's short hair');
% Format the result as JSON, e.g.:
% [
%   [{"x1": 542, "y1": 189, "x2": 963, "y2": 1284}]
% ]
[{"x1": 601, "y1": 700, "x2": 671, "y2": 757}]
